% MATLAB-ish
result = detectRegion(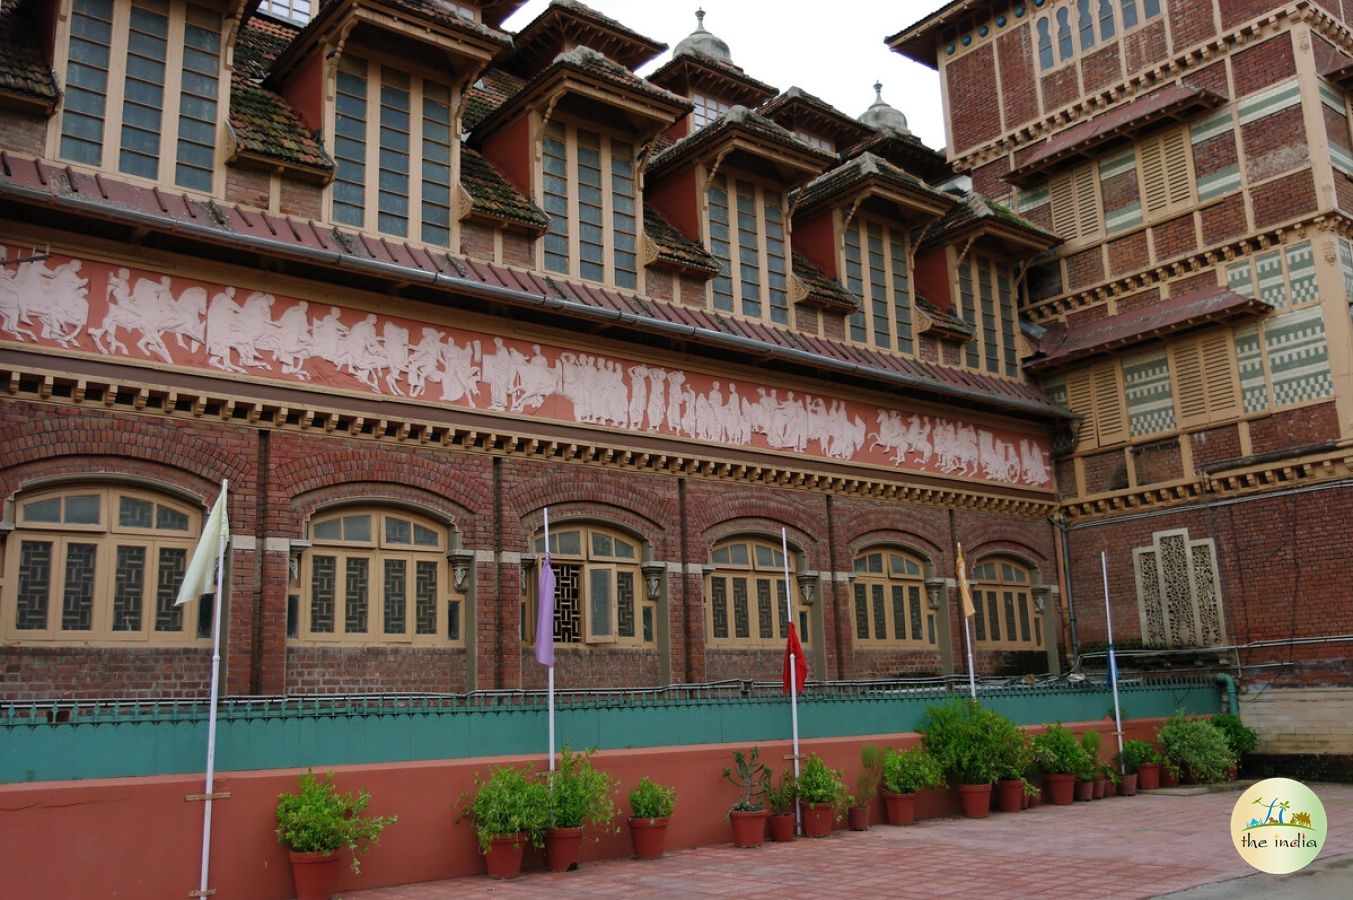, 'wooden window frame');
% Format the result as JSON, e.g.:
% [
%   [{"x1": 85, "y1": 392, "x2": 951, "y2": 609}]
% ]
[
  {"x1": 1048, "y1": 163, "x2": 1102, "y2": 244},
  {"x1": 844, "y1": 218, "x2": 915, "y2": 356},
  {"x1": 692, "y1": 93, "x2": 731, "y2": 129},
  {"x1": 539, "y1": 120, "x2": 639, "y2": 290},
  {"x1": 1036, "y1": 0, "x2": 1164, "y2": 72},
  {"x1": 970, "y1": 560, "x2": 1042, "y2": 650},
  {"x1": 706, "y1": 174, "x2": 791, "y2": 325},
  {"x1": 297, "y1": 508, "x2": 457, "y2": 646},
  {"x1": 328, "y1": 54, "x2": 461, "y2": 249},
  {"x1": 850, "y1": 549, "x2": 933, "y2": 649},
  {"x1": 1137, "y1": 127, "x2": 1194, "y2": 223},
  {"x1": 526, "y1": 525, "x2": 651, "y2": 649},
  {"x1": 2, "y1": 485, "x2": 208, "y2": 645},
  {"x1": 1169, "y1": 330, "x2": 1240, "y2": 429},
  {"x1": 55, "y1": 0, "x2": 223, "y2": 194},
  {"x1": 705, "y1": 538, "x2": 807, "y2": 650}
]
